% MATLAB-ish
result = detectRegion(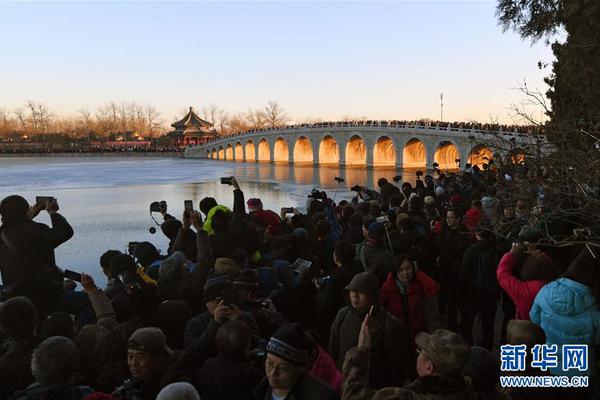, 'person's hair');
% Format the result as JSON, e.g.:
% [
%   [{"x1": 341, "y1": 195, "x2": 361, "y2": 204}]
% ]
[
  {"x1": 349, "y1": 213, "x2": 363, "y2": 229},
  {"x1": 216, "y1": 320, "x2": 251, "y2": 360},
  {"x1": 31, "y1": 336, "x2": 80, "y2": 384},
  {"x1": 334, "y1": 240, "x2": 356, "y2": 265},
  {"x1": 109, "y1": 254, "x2": 137, "y2": 277},
  {"x1": 100, "y1": 250, "x2": 122, "y2": 273},
  {"x1": 199, "y1": 197, "x2": 218, "y2": 216},
  {"x1": 446, "y1": 207, "x2": 457, "y2": 216},
  {"x1": 341, "y1": 205, "x2": 355, "y2": 219},
  {"x1": 0, "y1": 296, "x2": 38, "y2": 340},
  {"x1": 40, "y1": 312, "x2": 75, "y2": 340},
  {"x1": 0, "y1": 195, "x2": 30, "y2": 226},
  {"x1": 393, "y1": 253, "x2": 416, "y2": 275},
  {"x1": 563, "y1": 248, "x2": 600, "y2": 295},
  {"x1": 316, "y1": 219, "x2": 331, "y2": 237},
  {"x1": 377, "y1": 178, "x2": 388, "y2": 188},
  {"x1": 396, "y1": 215, "x2": 414, "y2": 232}
]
